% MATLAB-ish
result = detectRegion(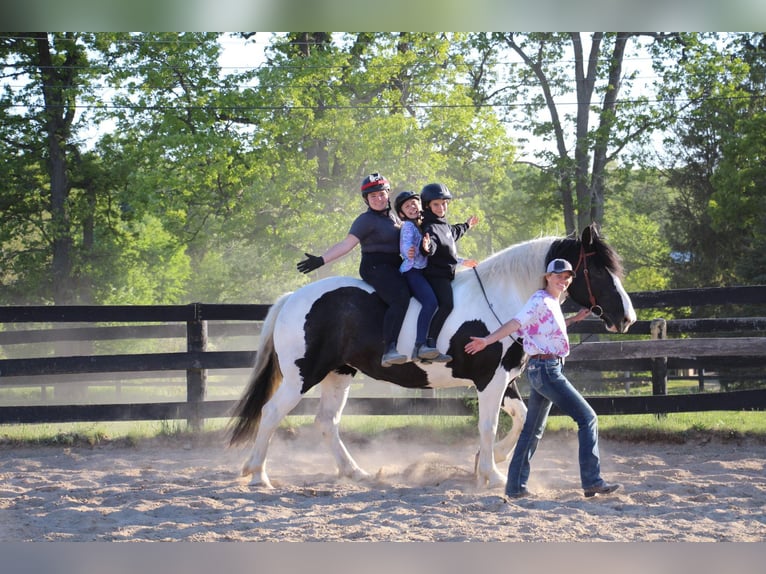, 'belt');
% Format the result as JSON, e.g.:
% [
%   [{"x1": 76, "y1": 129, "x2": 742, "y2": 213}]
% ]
[{"x1": 529, "y1": 353, "x2": 561, "y2": 360}]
